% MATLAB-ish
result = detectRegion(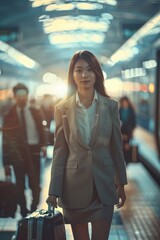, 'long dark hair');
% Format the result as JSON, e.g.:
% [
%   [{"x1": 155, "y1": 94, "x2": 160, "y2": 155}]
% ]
[
  {"x1": 119, "y1": 96, "x2": 135, "y2": 111},
  {"x1": 67, "y1": 50, "x2": 109, "y2": 98}
]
